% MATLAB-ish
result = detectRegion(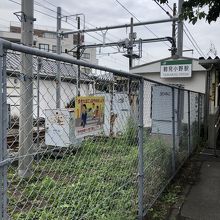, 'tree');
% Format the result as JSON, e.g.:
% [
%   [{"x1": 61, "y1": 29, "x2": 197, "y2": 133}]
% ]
[{"x1": 158, "y1": 0, "x2": 220, "y2": 24}]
